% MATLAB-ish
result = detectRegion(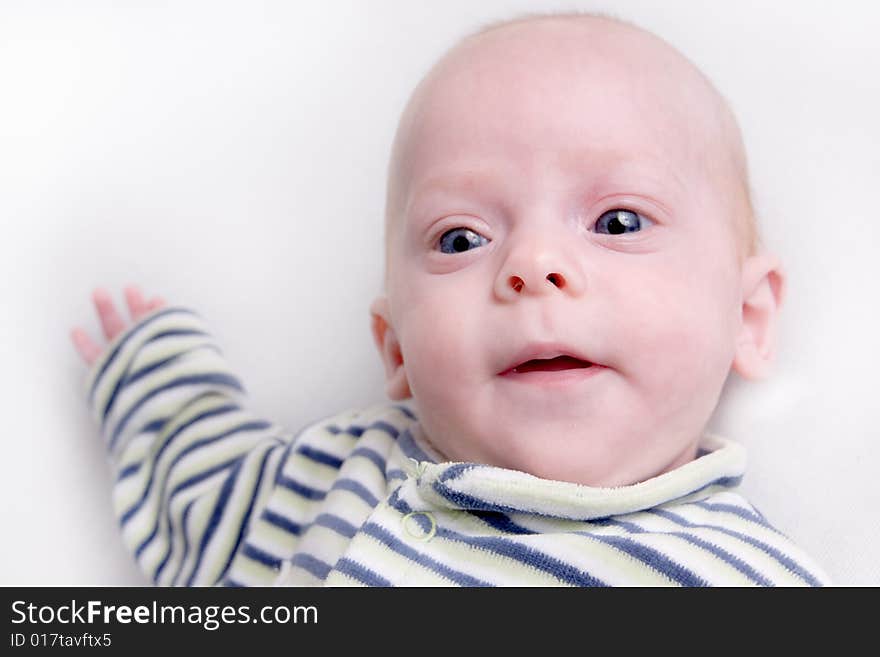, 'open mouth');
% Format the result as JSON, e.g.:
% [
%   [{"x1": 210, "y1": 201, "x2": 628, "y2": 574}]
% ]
[{"x1": 508, "y1": 355, "x2": 593, "y2": 374}]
